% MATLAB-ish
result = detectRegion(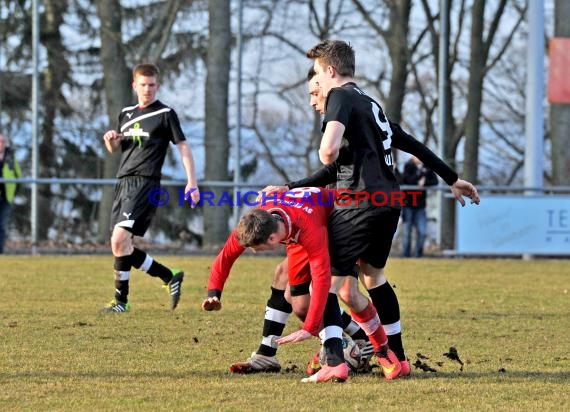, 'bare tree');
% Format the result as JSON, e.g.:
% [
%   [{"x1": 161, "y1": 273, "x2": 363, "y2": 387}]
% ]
[
  {"x1": 95, "y1": 0, "x2": 133, "y2": 242},
  {"x1": 351, "y1": 0, "x2": 412, "y2": 124},
  {"x1": 95, "y1": 0, "x2": 208, "y2": 243},
  {"x1": 414, "y1": 0, "x2": 524, "y2": 248},
  {"x1": 32, "y1": 0, "x2": 70, "y2": 240}
]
